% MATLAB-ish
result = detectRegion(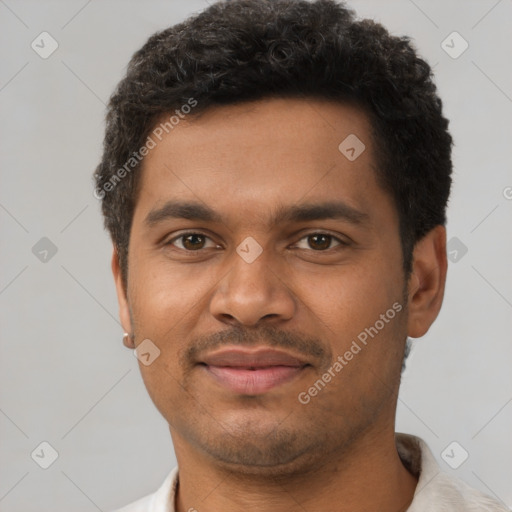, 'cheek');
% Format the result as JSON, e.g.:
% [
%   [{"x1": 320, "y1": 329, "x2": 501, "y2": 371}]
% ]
[
  {"x1": 128, "y1": 263, "x2": 202, "y2": 418},
  {"x1": 298, "y1": 256, "x2": 403, "y2": 333},
  {"x1": 129, "y1": 254, "x2": 214, "y2": 324},
  {"x1": 302, "y1": 263, "x2": 406, "y2": 405}
]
